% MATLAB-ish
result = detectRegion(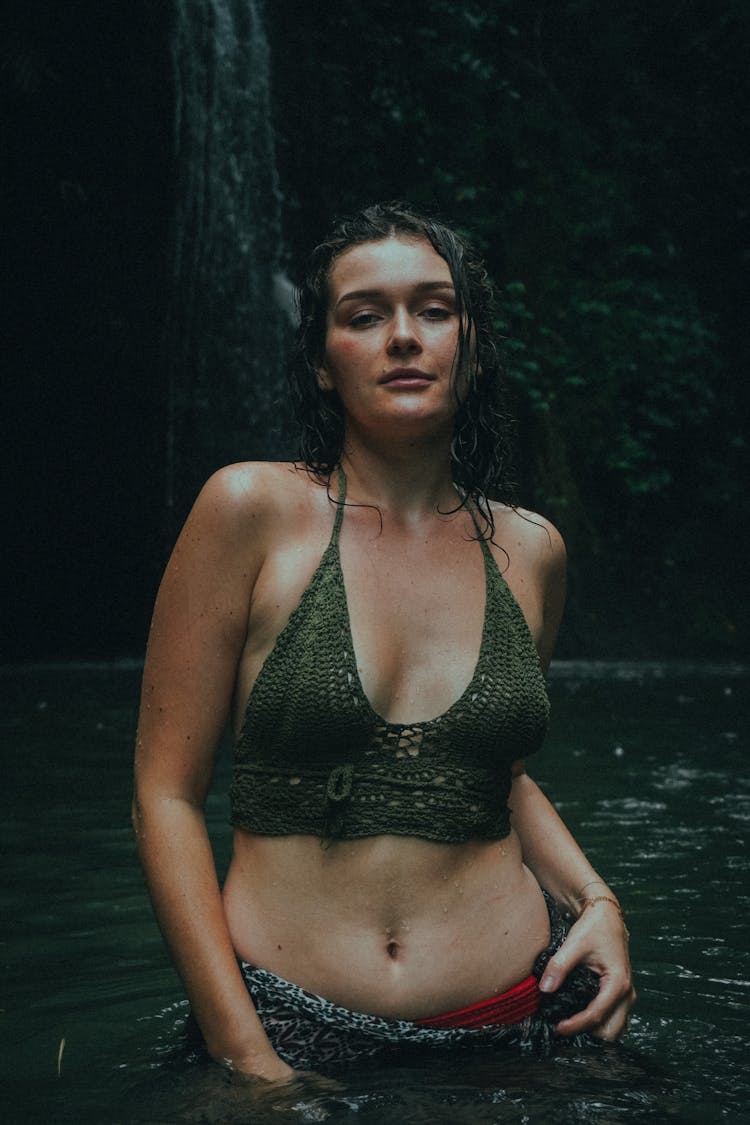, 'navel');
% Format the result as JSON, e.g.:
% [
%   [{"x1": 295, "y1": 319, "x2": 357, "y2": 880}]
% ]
[{"x1": 384, "y1": 925, "x2": 401, "y2": 960}]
